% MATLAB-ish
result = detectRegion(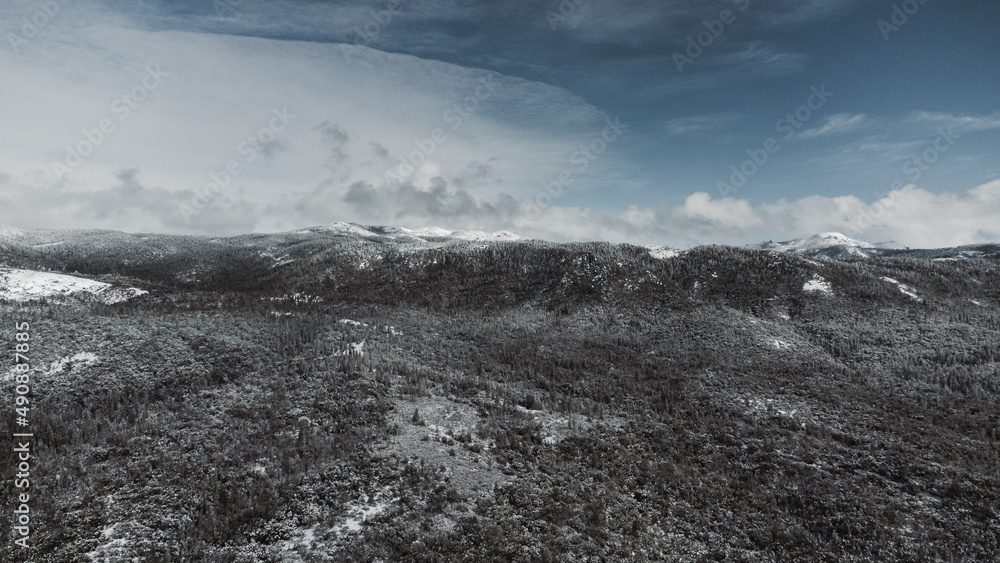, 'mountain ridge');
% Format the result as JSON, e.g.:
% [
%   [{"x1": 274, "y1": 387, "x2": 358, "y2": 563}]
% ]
[
  {"x1": 1, "y1": 223, "x2": 999, "y2": 561},
  {"x1": 5, "y1": 223, "x2": 1000, "y2": 259}
]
